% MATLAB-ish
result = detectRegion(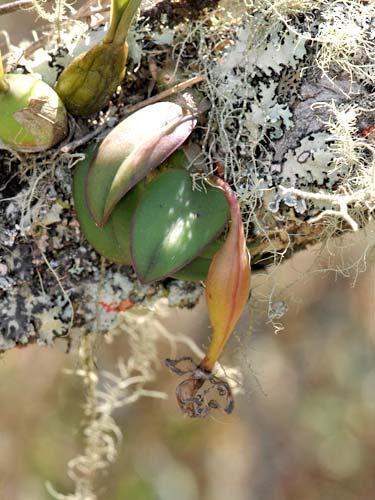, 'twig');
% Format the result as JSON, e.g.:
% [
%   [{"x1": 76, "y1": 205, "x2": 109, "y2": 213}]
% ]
[
  {"x1": 60, "y1": 125, "x2": 109, "y2": 154},
  {"x1": 279, "y1": 185, "x2": 360, "y2": 205},
  {"x1": 72, "y1": 0, "x2": 110, "y2": 20},
  {"x1": 122, "y1": 75, "x2": 207, "y2": 115},
  {"x1": 23, "y1": 34, "x2": 49, "y2": 59},
  {"x1": 308, "y1": 208, "x2": 359, "y2": 231},
  {"x1": 0, "y1": 0, "x2": 34, "y2": 16}
]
